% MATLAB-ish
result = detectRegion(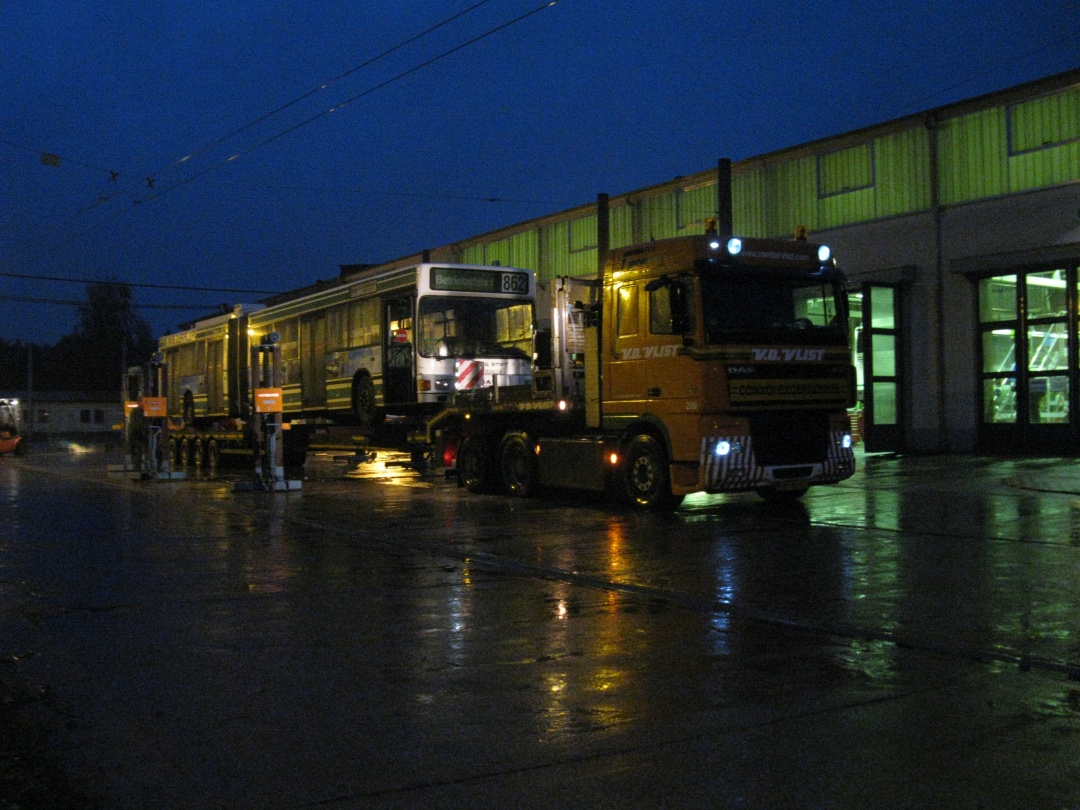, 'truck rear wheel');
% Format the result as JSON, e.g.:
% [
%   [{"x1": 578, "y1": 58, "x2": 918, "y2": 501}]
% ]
[
  {"x1": 499, "y1": 432, "x2": 537, "y2": 497},
  {"x1": 458, "y1": 436, "x2": 494, "y2": 493},
  {"x1": 622, "y1": 433, "x2": 683, "y2": 511}
]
